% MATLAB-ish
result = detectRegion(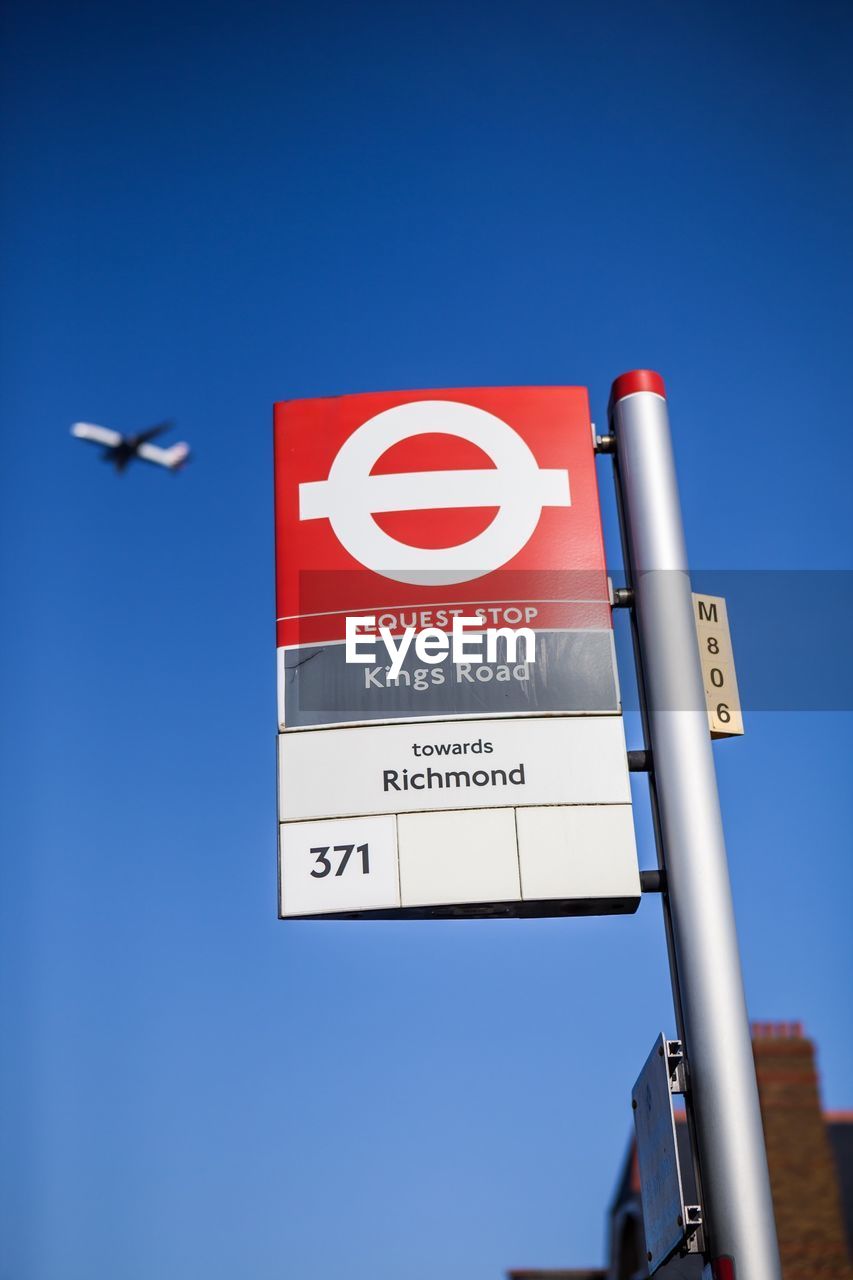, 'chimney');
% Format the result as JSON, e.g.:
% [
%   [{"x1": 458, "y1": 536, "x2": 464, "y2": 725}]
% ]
[{"x1": 752, "y1": 1022, "x2": 852, "y2": 1280}]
